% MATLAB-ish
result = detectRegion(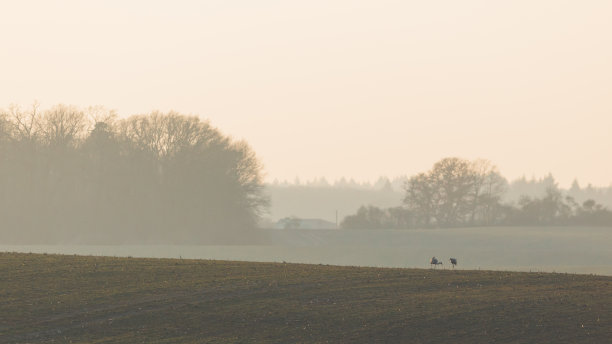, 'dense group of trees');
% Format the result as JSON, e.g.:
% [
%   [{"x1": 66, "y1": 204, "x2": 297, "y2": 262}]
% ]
[
  {"x1": 506, "y1": 189, "x2": 612, "y2": 226},
  {"x1": 342, "y1": 157, "x2": 612, "y2": 229},
  {"x1": 0, "y1": 104, "x2": 268, "y2": 243}
]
